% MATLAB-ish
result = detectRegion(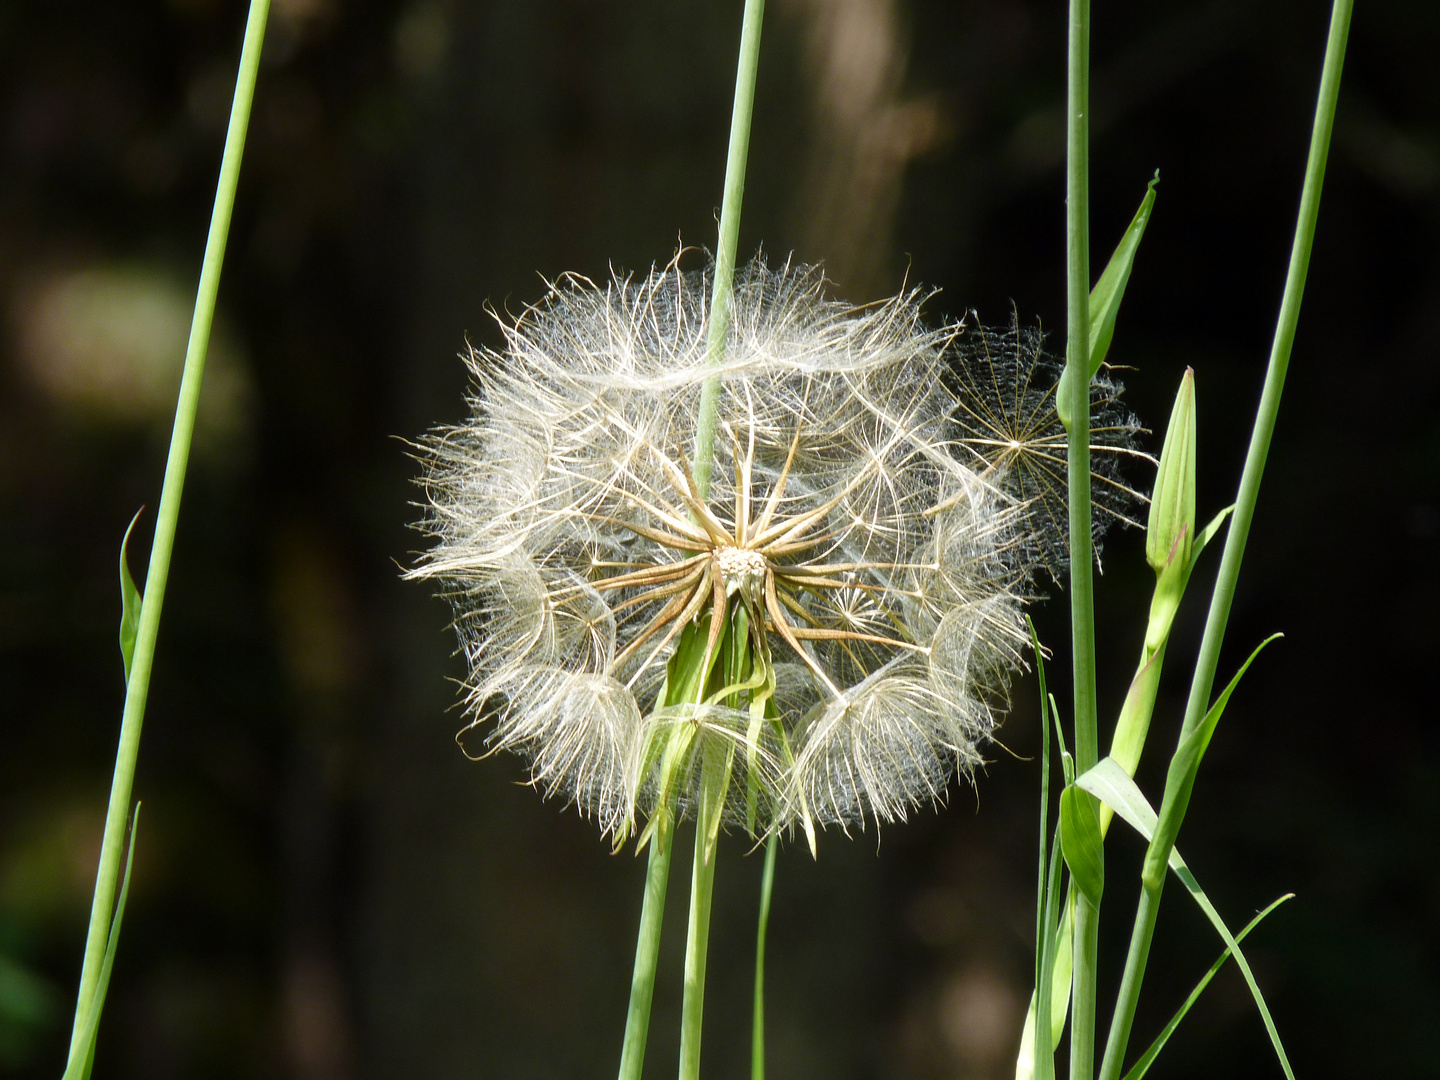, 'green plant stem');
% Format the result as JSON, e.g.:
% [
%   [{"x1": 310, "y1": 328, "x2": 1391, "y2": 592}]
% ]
[
  {"x1": 678, "y1": 796, "x2": 721, "y2": 1080},
  {"x1": 1063, "y1": 1, "x2": 1099, "y2": 1078},
  {"x1": 617, "y1": 812, "x2": 676, "y2": 1080},
  {"x1": 751, "y1": 832, "x2": 778, "y2": 1080},
  {"x1": 65, "y1": 0, "x2": 270, "y2": 1066},
  {"x1": 694, "y1": 0, "x2": 765, "y2": 500},
  {"x1": 1096, "y1": 4, "x2": 1352, "y2": 1078}
]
